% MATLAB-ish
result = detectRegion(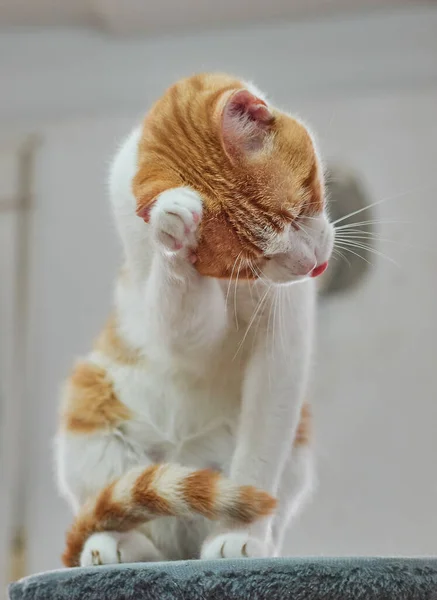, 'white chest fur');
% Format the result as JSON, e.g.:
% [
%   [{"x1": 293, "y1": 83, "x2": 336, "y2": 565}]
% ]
[{"x1": 90, "y1": 333, "x2": 246, "y2": 473}]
